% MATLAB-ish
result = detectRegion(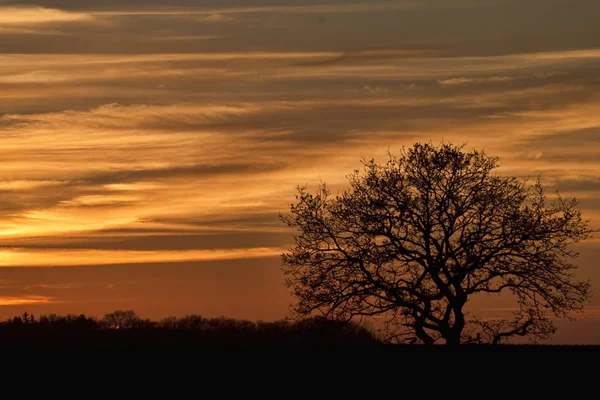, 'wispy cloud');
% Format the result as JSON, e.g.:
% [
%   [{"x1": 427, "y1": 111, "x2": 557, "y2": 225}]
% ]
[
  {"x1": 0, "y1": 7, "x2": 91, "y2": 25},
  {"x1": 0, "y1": 247, "x2": 284, "y2": 267},
  {"x1": 438, "y1": 76, "x2": 515, "y2": 86},
  {"x1": 89, "y1": 1, "x2": 489, "y2": 17},
  {"x1": 0, "y1": 295, "x2": 55, "y2": 306},
  {"x1": 156, "y1": 35, "x2": 224, "y2": 41},
  {"x1": 24, "y1": 283, "x2": 80, "y2": 290}
]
